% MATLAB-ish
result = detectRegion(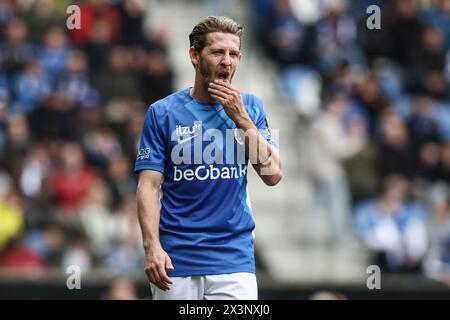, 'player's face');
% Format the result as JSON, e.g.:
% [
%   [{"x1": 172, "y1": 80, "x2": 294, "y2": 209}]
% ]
[{"x1": 197, "y1": 32, "x2": 241, "y2": 86}]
